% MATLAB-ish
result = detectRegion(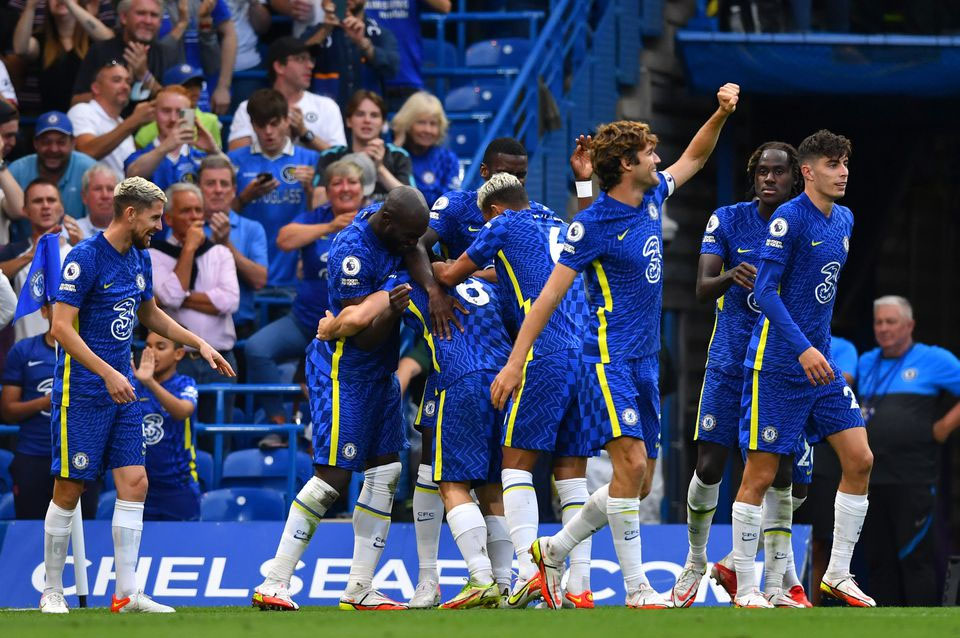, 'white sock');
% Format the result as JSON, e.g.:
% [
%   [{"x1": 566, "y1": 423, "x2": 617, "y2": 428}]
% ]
[
  {"x1": 112, "y1": 499, "x2": 144, "y2": 598},
  {"x1": 825, "y1": 491, "x2": 868, "y2": 580},
  {"x1": 762, "y1": 487, "x2": 793, "y2": 595},
  {"x1": 267, "y1": 476, "x2": 339, "y2": 584},
  {"x1": 413, "y1": 465, "x2": 443, "y2": 584},
  {"x1": 502, "y1": 469, "x2": 539, "y2": 581},
  {"x1": 550, "y1": 483, "x2": 608, "y2": 562},
  {"x1": 732, "y1": 501, "x2": 762, "y2": 597},
  {"x1": 685, "y1": 472, "x2": 720, "y2": 569},
  {"x1": 43, "y1": 501, "x2": 74, "y2": 595},
  {"x1": 447, "y1": 503, "x2": 493, "y2": 585},
  {"x1": 607, "y1": 496, "x2": 647, "y2": 591},
  {"x1": 347, "y1": 462, "x2": 401, "y2": 593},
  {"x1": 556, "y1": 477, "x2": 591, "y2": 595},
  {"x1": 783, "y1": 495, "x2": 806, "y2": 589},
  {"x1": 484, "y1": 514, "x2": 513, "y2": 589}
]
